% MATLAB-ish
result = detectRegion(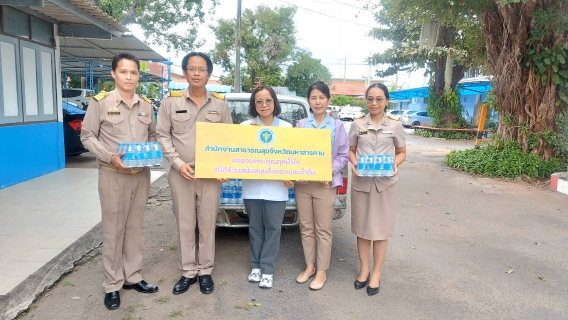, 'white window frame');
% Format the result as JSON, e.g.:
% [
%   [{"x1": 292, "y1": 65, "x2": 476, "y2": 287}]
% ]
[
  {"x1": 20, "y1": 41, "x2": 56, "y2": 122},
  {"x1": 0, "y1": 34, "x2": 23, "y2": 124}
]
